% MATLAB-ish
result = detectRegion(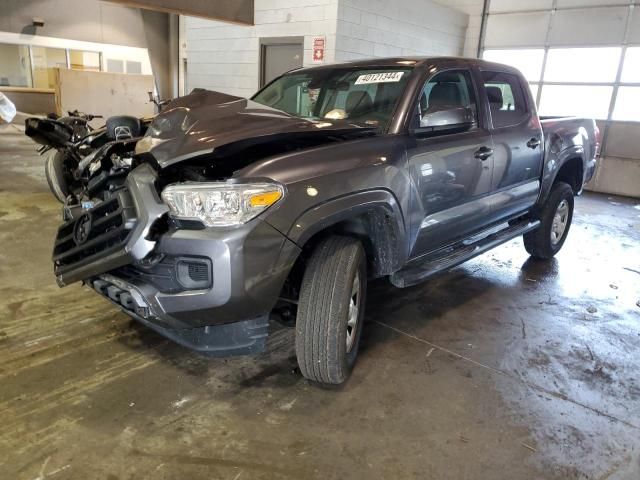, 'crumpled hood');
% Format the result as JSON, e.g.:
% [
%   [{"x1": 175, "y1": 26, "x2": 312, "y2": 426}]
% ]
[{"x1": 135, "y1": 89, "x2": 376, "y2": 168}]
